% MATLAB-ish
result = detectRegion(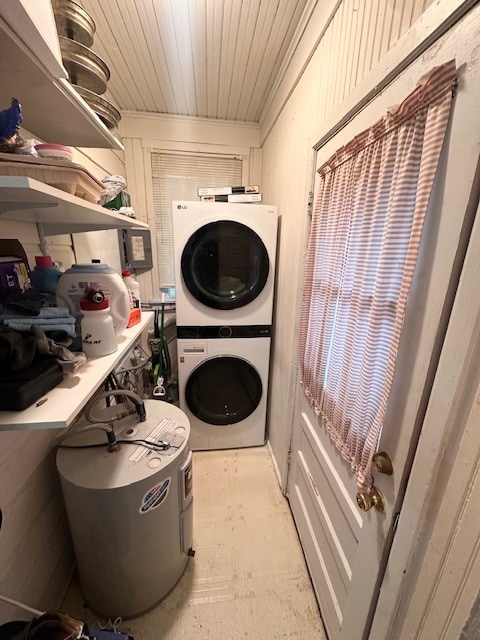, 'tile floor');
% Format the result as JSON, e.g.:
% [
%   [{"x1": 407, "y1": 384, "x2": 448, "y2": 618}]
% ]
[{"x1": 62, "y1": 446, "x2": 327, "y2": 640}]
